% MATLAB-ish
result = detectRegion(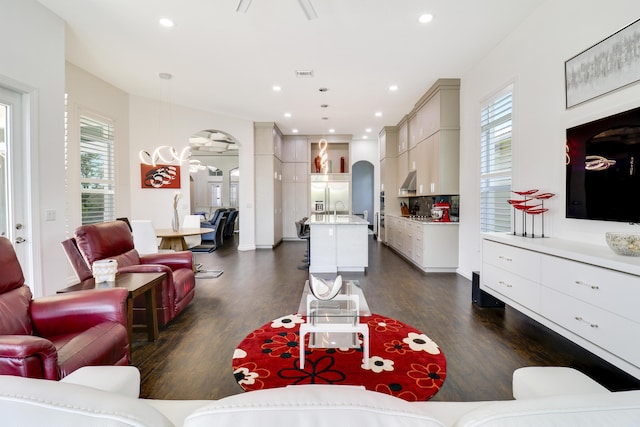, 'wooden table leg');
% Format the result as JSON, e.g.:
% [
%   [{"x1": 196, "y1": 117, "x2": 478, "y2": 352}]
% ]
[
  {"x1": 126, "y1": 296, "x2": 134, "y2": 346},
  {"x1": 159, "y1": 236, "x2": 188, "y2": 251},
  {"x1": 144, "y1": 285, "x2": 159, "y2": 341}
]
